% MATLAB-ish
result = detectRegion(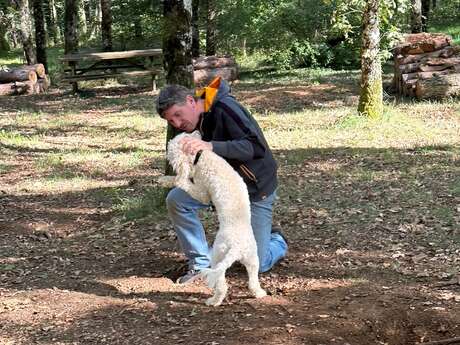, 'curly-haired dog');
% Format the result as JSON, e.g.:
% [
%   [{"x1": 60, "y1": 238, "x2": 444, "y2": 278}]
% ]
[{"x1": 159, "y1": 131, "x2": 266, "y2": 306}]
